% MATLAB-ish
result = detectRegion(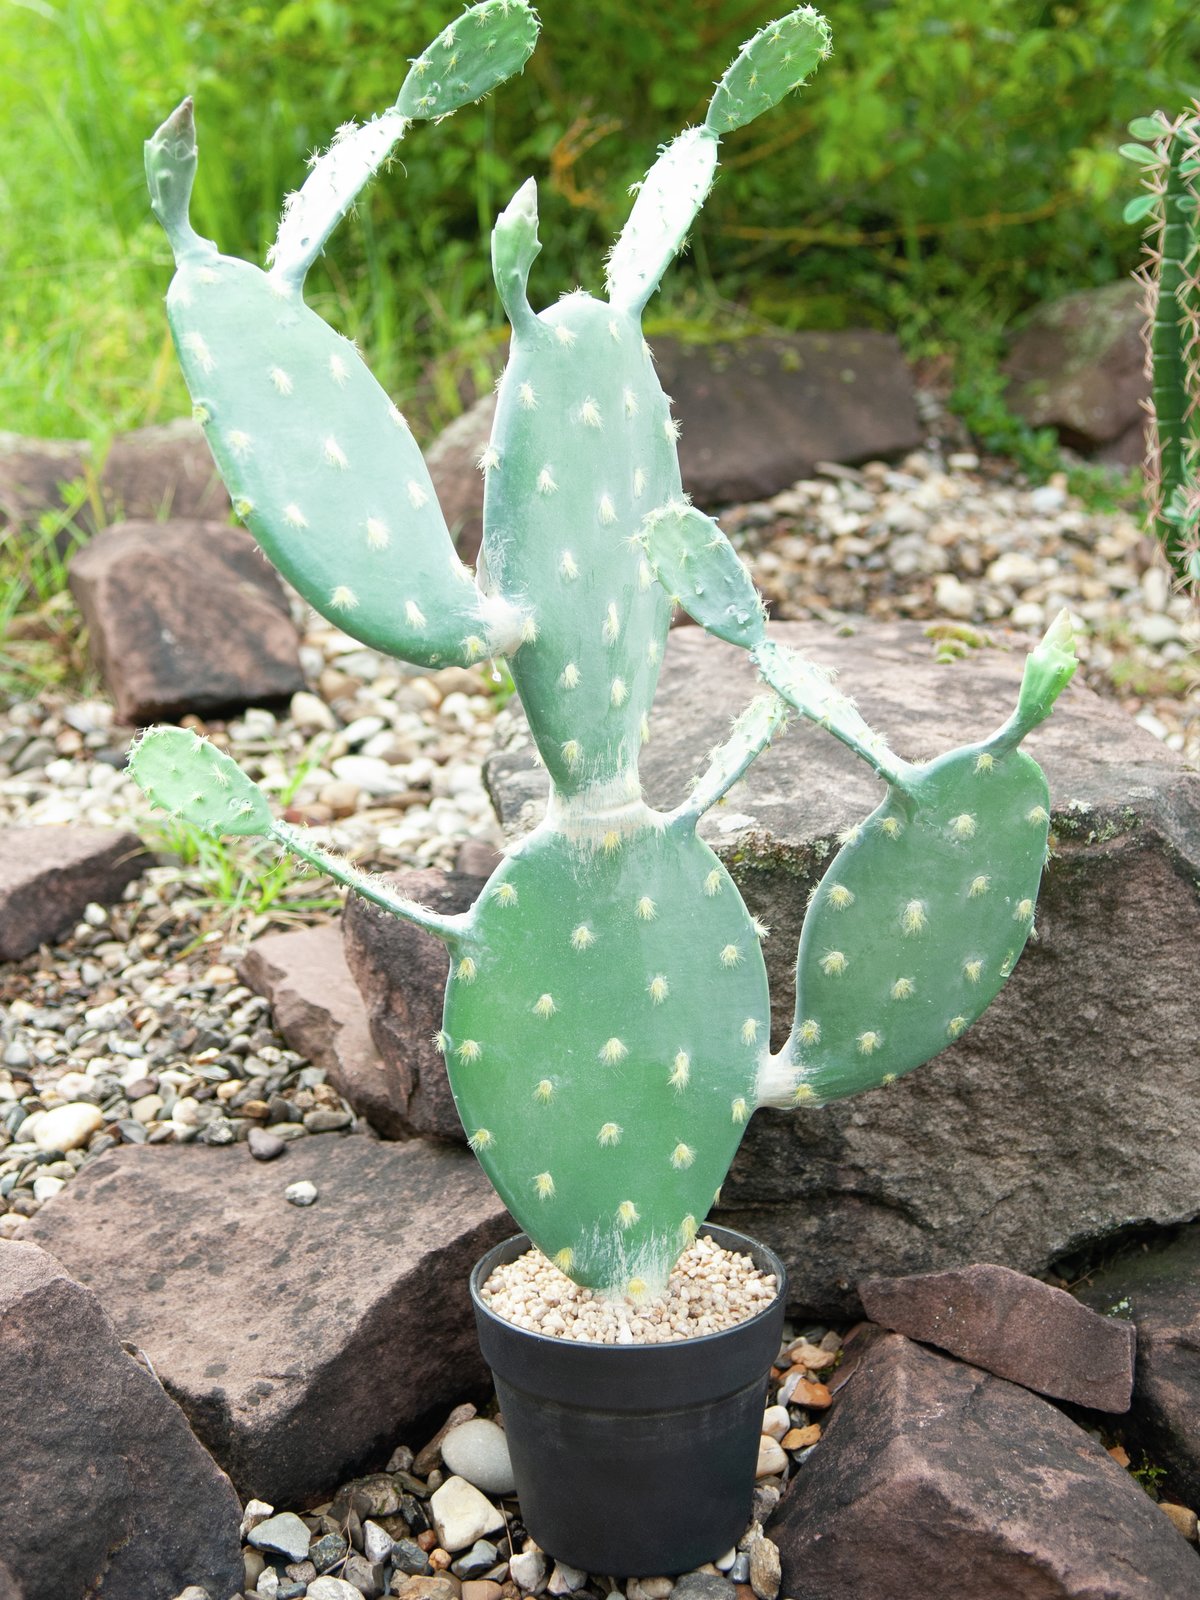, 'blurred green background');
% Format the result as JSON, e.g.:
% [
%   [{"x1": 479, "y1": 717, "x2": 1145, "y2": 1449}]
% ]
[{"x1": 2, "y1": 0, "x2": 1199, "y2": 446}]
